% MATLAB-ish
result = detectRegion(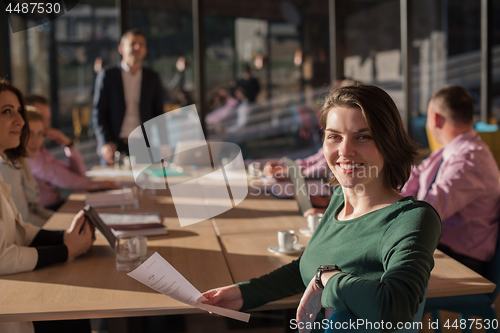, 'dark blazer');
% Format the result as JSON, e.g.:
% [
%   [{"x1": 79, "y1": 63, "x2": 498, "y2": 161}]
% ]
[{"x1": 92, "y1": 64, "x2": 164, "y2": 154}]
